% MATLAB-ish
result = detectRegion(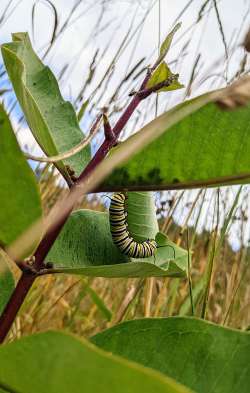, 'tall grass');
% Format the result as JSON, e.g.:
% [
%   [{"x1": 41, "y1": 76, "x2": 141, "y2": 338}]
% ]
[
  {"x1": 0, "y1": 0, "x2": 250, "y2": 340},
  {"x1": 6, "y1": 175, "x2": 250, "y2": 342}
]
